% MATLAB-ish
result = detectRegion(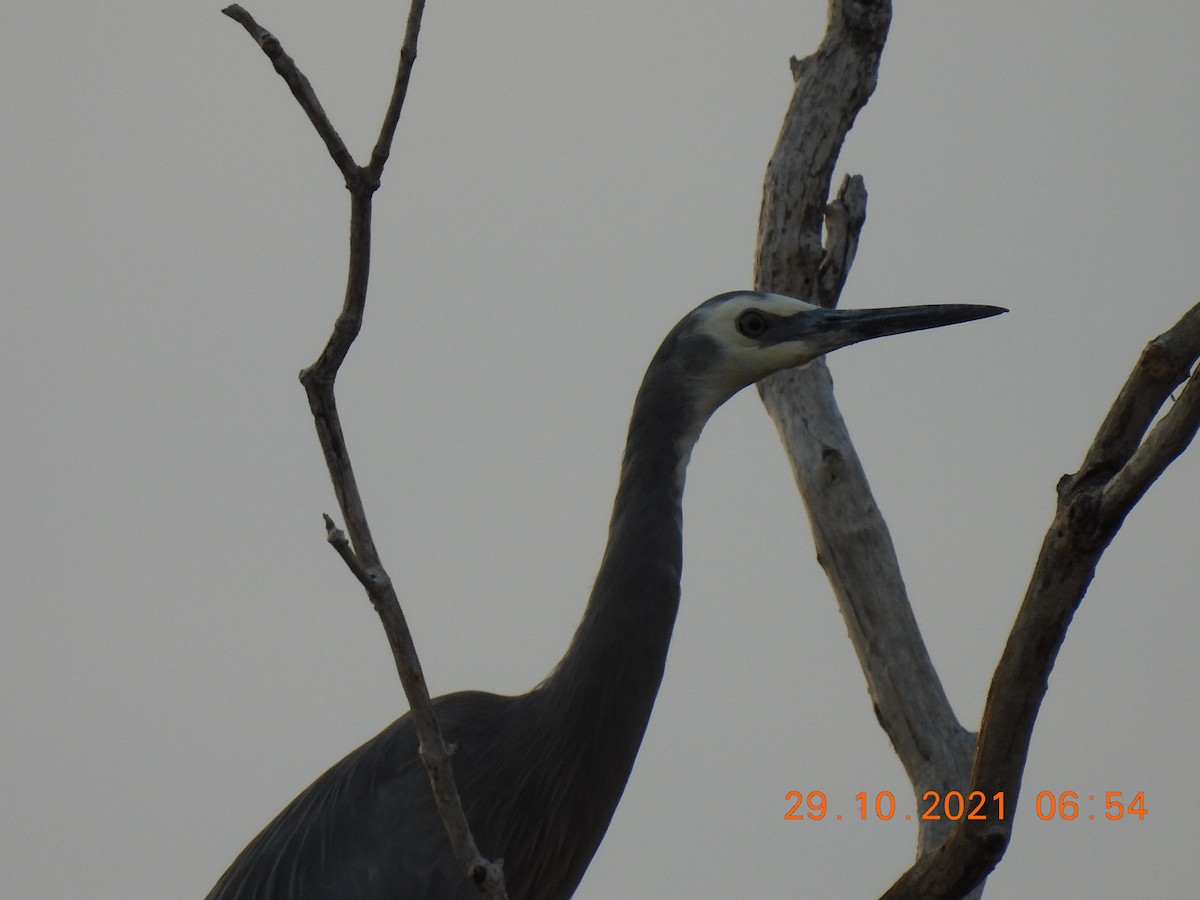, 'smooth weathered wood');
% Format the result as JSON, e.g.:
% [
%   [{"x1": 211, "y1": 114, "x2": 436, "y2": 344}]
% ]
[
  {"x1": 755, "y1": 4, "x2": 1200, "y2": 898},
  {"x1": 753, "y1": 0, "x2": 982, "y2": 883}
]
